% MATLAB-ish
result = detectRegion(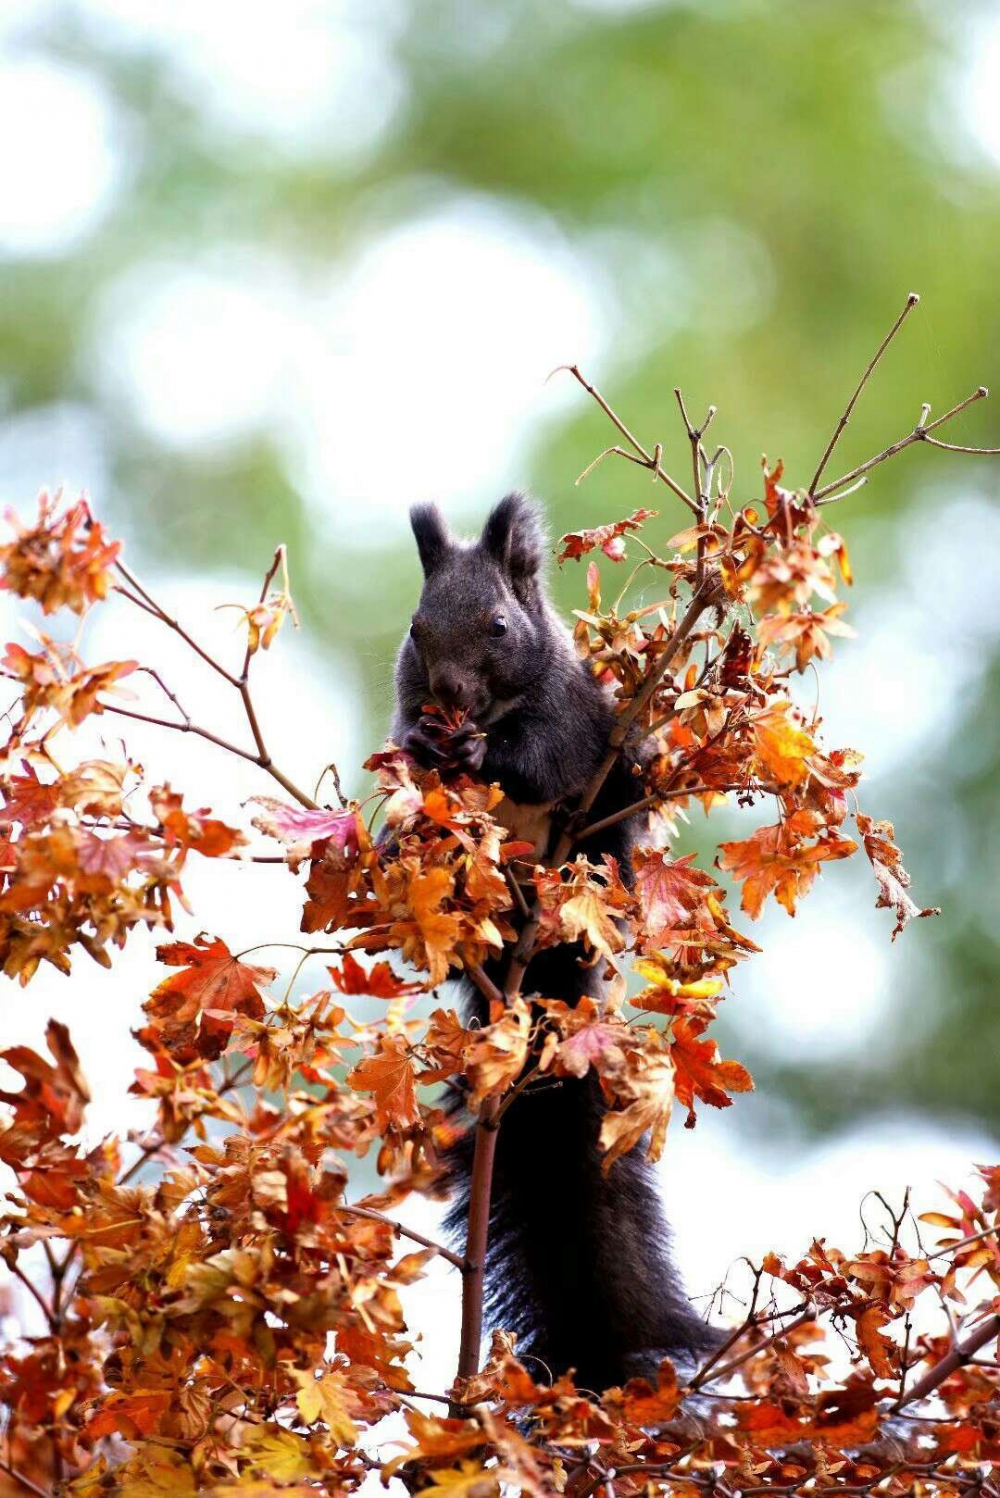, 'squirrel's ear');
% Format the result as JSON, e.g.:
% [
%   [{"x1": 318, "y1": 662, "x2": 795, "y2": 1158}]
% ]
[
  {"x1": 409, "y1": 503, "x2": 451, "y2": 576},
  {"x1": 480, "y1": 493, "x2": 545, "y2": 593}
]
